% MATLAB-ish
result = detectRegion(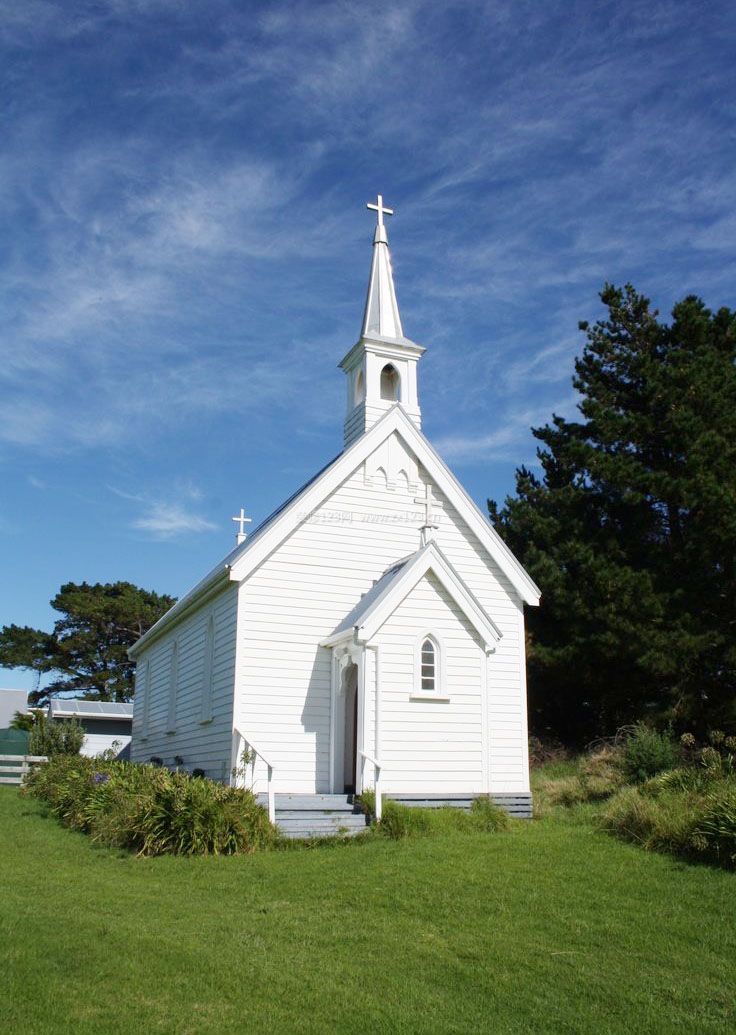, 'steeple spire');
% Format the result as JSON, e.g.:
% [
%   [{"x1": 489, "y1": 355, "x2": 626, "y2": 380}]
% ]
[
  {"x1": 362, "y1": 194, "x2": 403, "y2": 340},
  {"x1": 339, "y1": 193, "x2": 425, "y2": 447}
]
